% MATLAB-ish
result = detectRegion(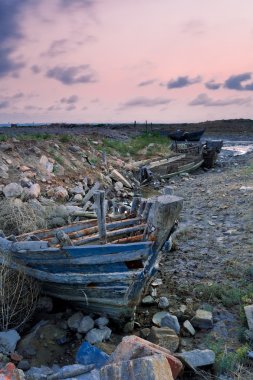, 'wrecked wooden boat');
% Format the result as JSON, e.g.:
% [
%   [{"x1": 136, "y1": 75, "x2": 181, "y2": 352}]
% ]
[
  {"x1": 138, "y1": 140, "x2": 223, "y2": 183},
  {"x1": 0, "y1": 191, "x2": 183, "y2": 324},
  {"x1": 160, "y1": 128, "x2": 205, "y2": 141}
]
